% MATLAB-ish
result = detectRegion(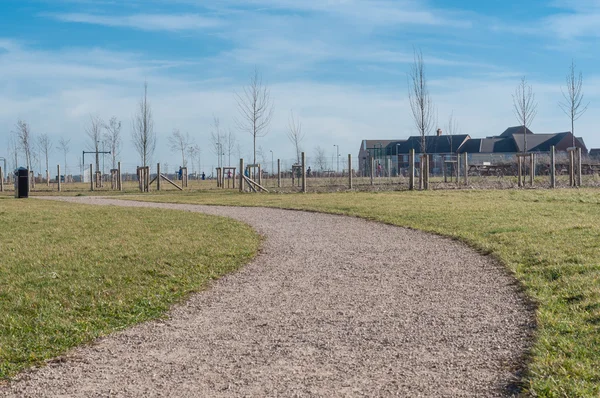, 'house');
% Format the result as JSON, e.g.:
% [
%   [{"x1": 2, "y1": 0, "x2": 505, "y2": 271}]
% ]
[
  {"x1": 395, "y1": 133, "x2": 470, "y2": 172},
  {"x1": 358, "y1": 139, "x2": 403, "y2": 176},
  {"x1": 590, "y1": 149, "x2": 600, "y2": 159},
  {"x1": 358, "y1": 126, "x2": 589, "y2": 174}
]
